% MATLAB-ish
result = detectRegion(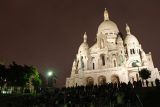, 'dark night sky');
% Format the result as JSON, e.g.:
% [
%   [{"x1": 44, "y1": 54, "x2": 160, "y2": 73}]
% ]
[{"x1": 0, "y1": 0, "x2": 160, "y2": 87}]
